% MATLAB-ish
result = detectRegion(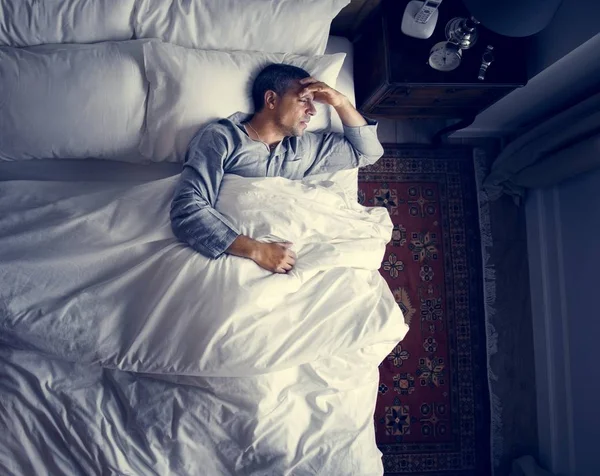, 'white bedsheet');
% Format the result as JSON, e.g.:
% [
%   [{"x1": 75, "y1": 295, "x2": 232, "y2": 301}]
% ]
[{"x1": 0, "y1": 174, "x2": 407, "y2": 474}]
